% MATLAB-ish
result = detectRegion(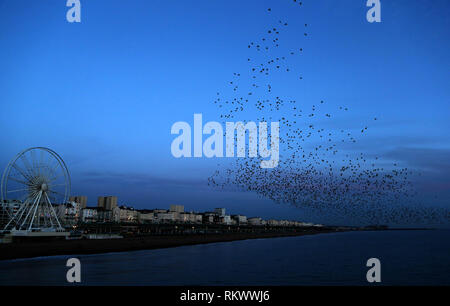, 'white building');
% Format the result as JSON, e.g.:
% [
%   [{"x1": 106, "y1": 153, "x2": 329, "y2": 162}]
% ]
[
  {"x1": 170, "y1": 205, "x2": 184, "y2": 213},
  {"x1": 279, "y1": 220, "x2": 292, "y2": 226},
  {"x1": 214, "y1": 208, "x2": 226, "y2": 217},
  {"x1": 203, "y1": 212, "x2": 216, "y2": 224},
  {"x1": 300, "y1": 222, "x2": 314, "y2": 227},
  {"x1": 56, "y1": 202, "x2": 81, "y2": 225},
  {"x1": 1, "y1": 200, "x2": 21, "y2": 216},
  {"x1": 179, "y1": 212, "x2": 190, "y2": 223},
  {"x1": 155, "y1": 211, "x2": 176, "y2": 223},
  {"x1": 232, "y1": 215, "x2": 247, "y2": 225},
  {"x1": 178, "y1": 212, "x2": 202, "y2": 224},
  {"x1": 248, "y1": 217, "x2": 262, "y2": 226},
  {"x1": 153, "y1": 209, "x2": 168, "y2": 213},
  {"x1": 267, "y1": 220, "x2": 279, "y2": 226},
  {"x1": 137, "y1": 210, "x2": 154, "y2": 223},
  {"x1": 220, "y1": 215, "x2": 232, "y2": 225},
  {"x1": 81, "y1": 207, "x2": 98, "y2": 223},
  {"x1": 117, "y1": 206, "x2": 138, "y2": 223},
  {"x1": 194, "y1": 214, "x2": 203, "y2": 224}
]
